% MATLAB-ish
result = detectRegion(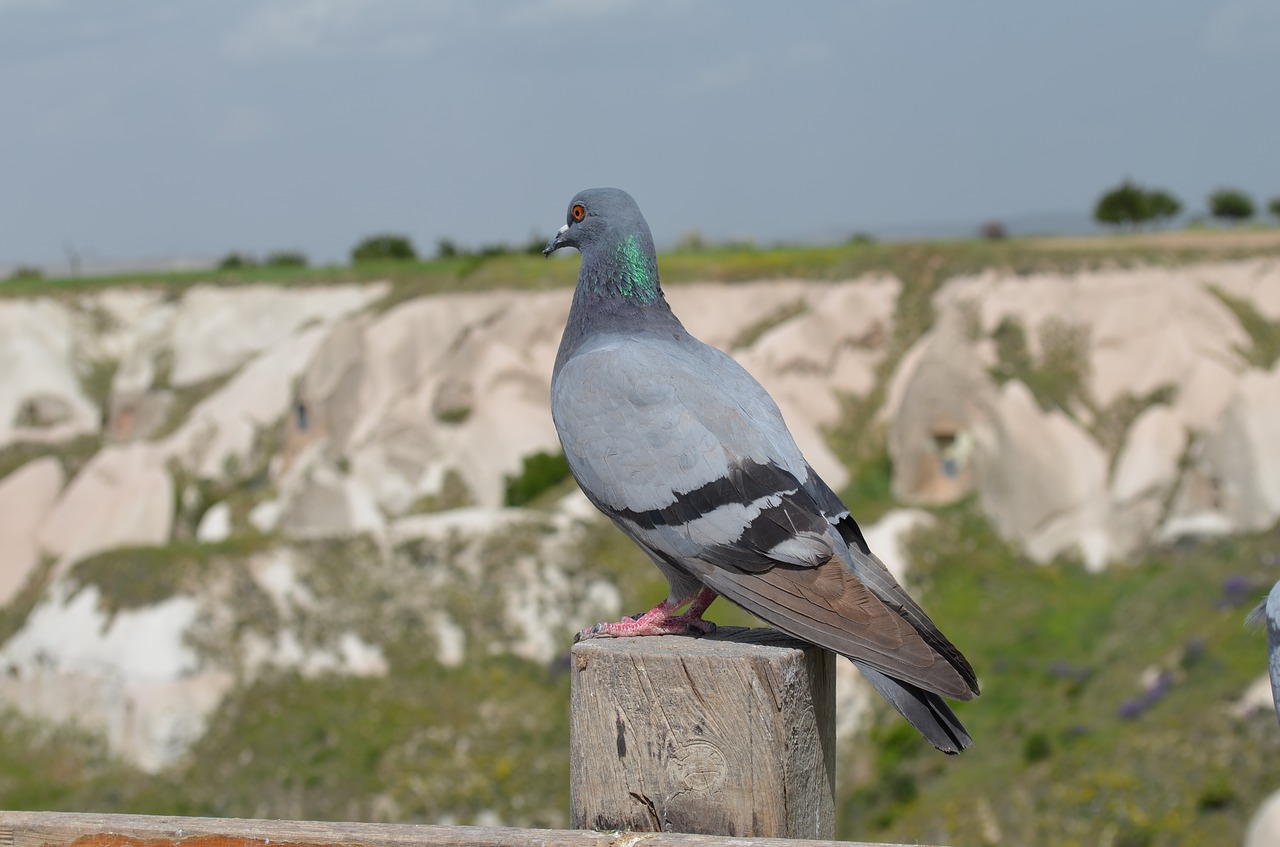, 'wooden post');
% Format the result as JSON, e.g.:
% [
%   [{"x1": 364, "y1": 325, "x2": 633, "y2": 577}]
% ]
[{"x1": 569, "y1": 627, "x2": 836, "y2": 839}]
